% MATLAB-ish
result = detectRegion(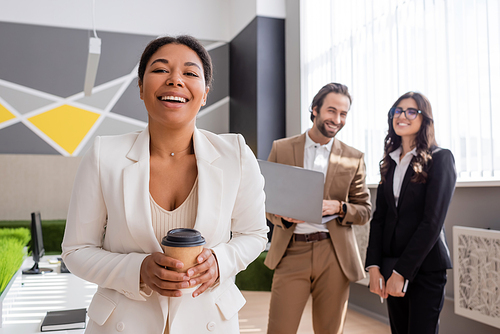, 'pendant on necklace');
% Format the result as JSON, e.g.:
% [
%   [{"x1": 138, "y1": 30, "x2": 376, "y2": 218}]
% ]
[{"x1": 170, "y1": 152, "x2": 174, "y2": 157}]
